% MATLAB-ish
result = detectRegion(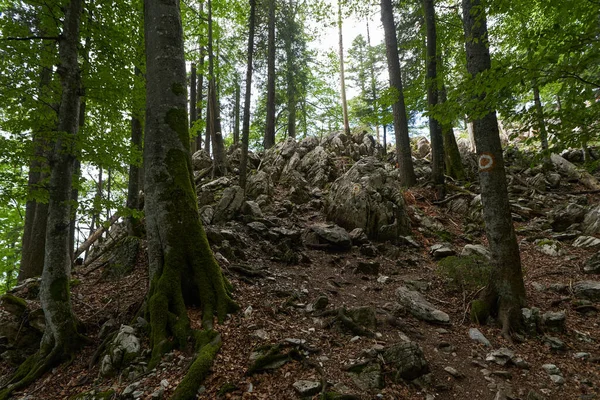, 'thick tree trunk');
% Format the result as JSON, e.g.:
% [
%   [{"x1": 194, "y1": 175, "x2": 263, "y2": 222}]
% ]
[
  {"x1": 338, "y1": 0, "x2": 350, "y2": 135},
  {"x1": 264, "y1": 0, "x2": 276, "y2": 149},
  {"x1": 1, "y1": 2, "x2": 85, "y2": 398},
  {"x1": 240, "y1": 0, "x2": 256, "y2": 191},
  {"x1": 439, "y1": 86, "x2": 465, "y2": 180},
  {"x1": 462, "y1": 0, "x2": 525, "y2": 336},
  {"x1": 380, "y1": 0, "x2": 416, "y2": 186},
  {"x1": 143, "y1": 1, "x2": 236, "y2": 397},
  {"x1": 423, "y1": 0, "x2": 445, "y2": 199}
]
